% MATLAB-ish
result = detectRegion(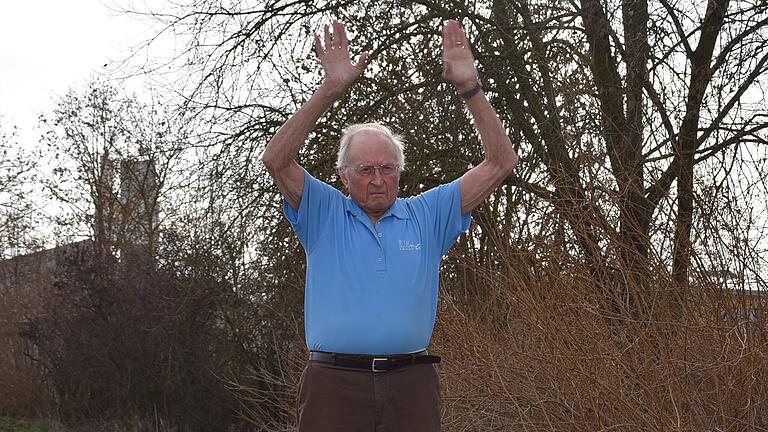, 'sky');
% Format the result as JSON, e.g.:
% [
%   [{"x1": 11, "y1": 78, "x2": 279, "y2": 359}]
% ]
[{"x1": 0, "y1": 0, "x2": 154, "y2": 147}]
